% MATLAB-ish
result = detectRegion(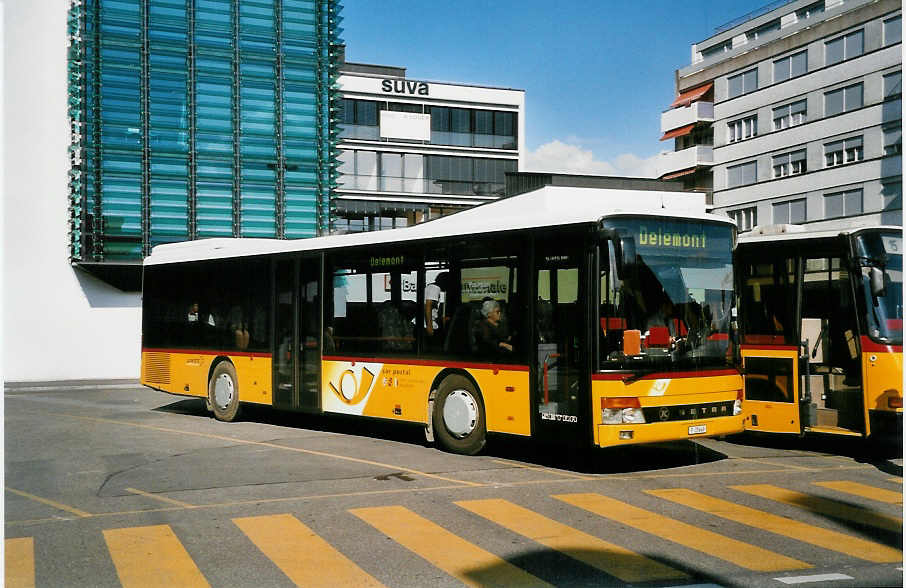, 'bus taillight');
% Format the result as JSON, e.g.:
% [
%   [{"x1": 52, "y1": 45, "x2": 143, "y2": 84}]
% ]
[{"x1": 887, "y1": 392, "x2": 902, "y2": 409}]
